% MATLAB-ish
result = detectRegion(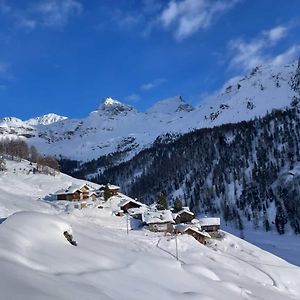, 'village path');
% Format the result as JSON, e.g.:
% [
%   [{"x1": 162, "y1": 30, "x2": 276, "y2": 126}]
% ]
[
  {"x1": 156, "y1": 236, "x2": 186, "y2": 265},
  {"x1": 224, "y1": 252, "x2": 278, "y2": 288},
  {"x1": 207, "y1": 246, "x2": 278, "y2": 288},
  {"x1": 156, "y1": 234, "x2": 278, "y2": 289}
]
